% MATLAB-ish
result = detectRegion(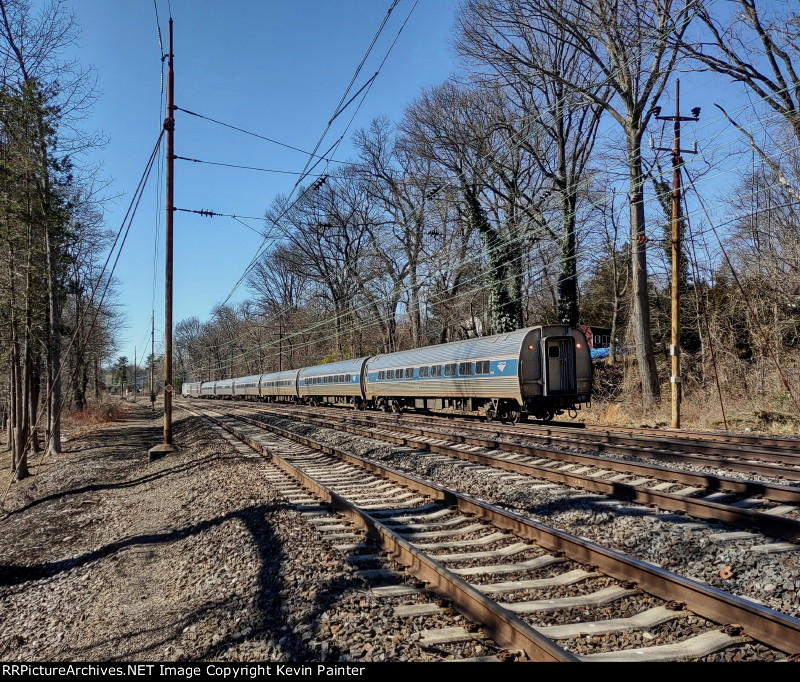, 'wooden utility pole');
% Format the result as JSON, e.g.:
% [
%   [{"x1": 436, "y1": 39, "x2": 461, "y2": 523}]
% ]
[
  {"x1": 134, "y1": 346, "x2": 137, "y2": 402},
  {"x1": 654, "y1": 80, "x2": 699, "y2": 429},
  {"x1": 150, "y1": 312, "x2": 155, "y2": 410},
  {"x1": 150, "y1": 18, "x2": 177, "y2": 461}
]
